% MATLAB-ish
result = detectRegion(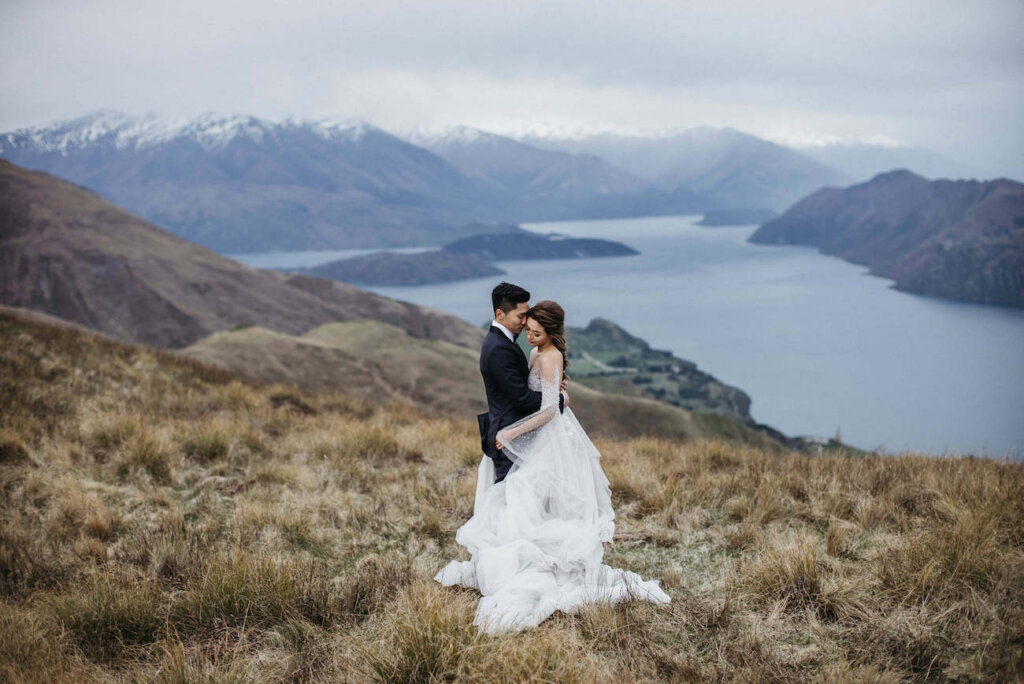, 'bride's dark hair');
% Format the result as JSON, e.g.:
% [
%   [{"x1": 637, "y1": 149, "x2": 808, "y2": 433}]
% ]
[{"x1": 527, "y1": 300, "x2": 569, "y2": 375}]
